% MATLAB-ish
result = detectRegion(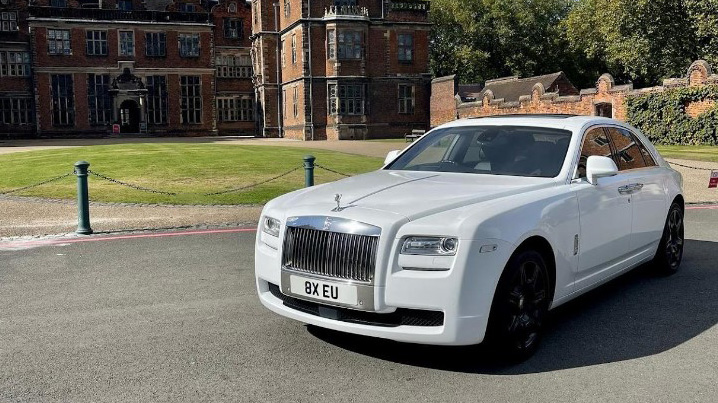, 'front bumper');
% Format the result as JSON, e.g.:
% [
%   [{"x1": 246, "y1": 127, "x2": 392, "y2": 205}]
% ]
[{"x1": 255, "y1": 236, "x2": 514, "y2": 346}]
